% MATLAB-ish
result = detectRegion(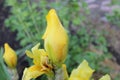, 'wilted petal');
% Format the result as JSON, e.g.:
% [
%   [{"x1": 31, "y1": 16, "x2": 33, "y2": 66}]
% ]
[
  {"x1": 69, "y1": 60, "x2": 94, "y2": 80},
  {"x1": 22, "y1": 65, "x2": 45, "y2": 80}
]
